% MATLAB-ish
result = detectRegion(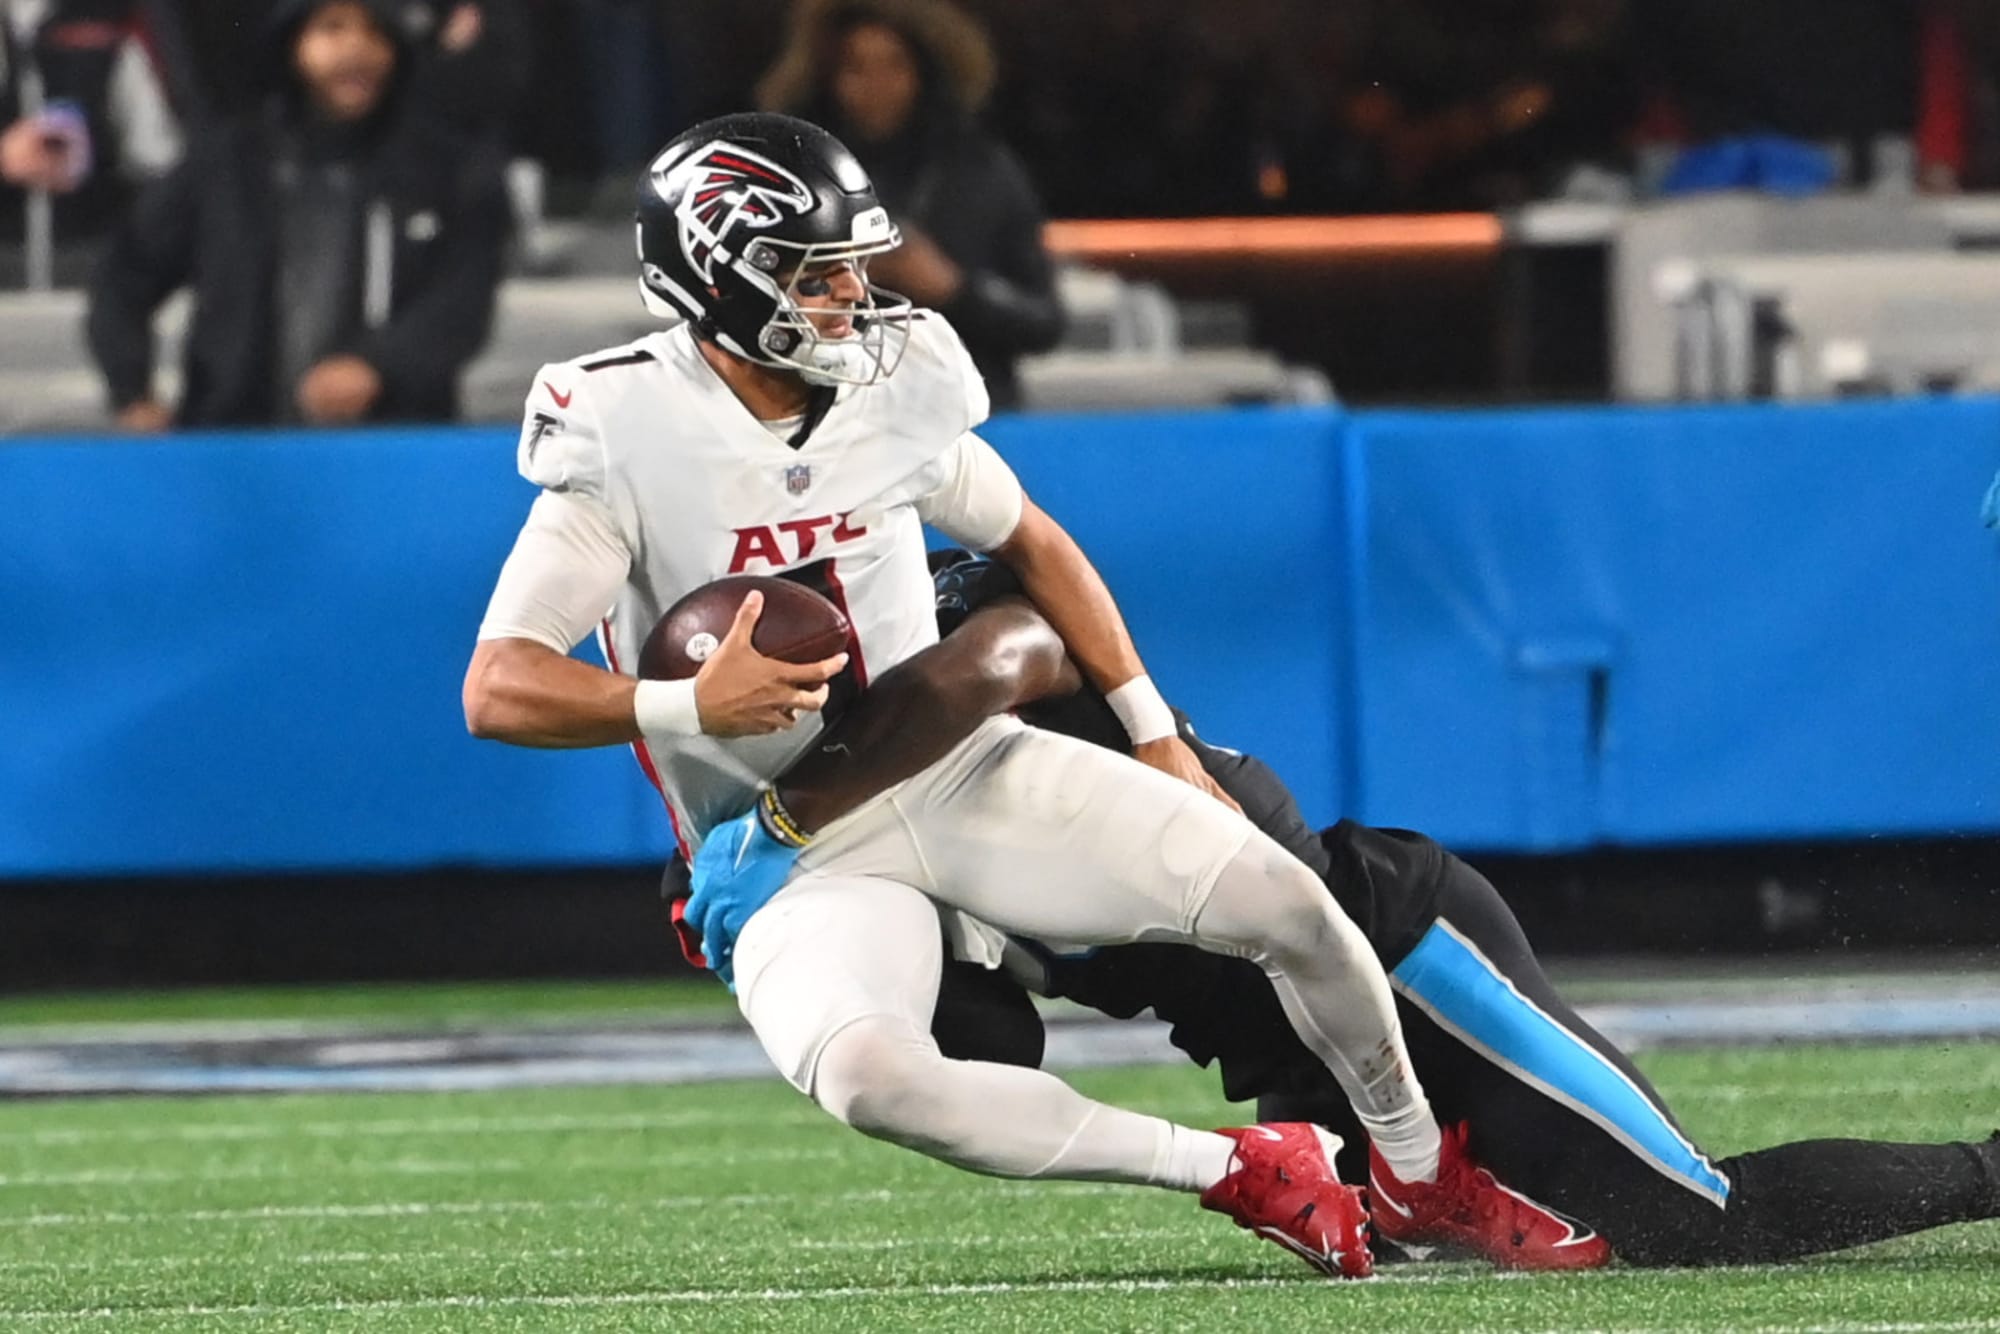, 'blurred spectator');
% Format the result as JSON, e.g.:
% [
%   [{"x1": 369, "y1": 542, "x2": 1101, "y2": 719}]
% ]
[
  {"x1": 962, "y1": 0, "x2": 1641, "y2": 218},
  {"x1": 655, "y1": 0, "x2": 791, "y2": 125},
  {"x1": 975, "y1": 0, "x2": 1263, "y2": 217},
  {"x1": 143, "y1": 0, "x2": 246, "y2": 119},
  {"x1": 566, "y1": 0, "x2": 678, "y2": 206},
  {"x1": 757, "y1": 0, "x2": 1061, "y2": 409},
  {"x1": 1323, "y1": 0, "x2": 1636, "y2": 212},
  {"x1": 86, "y1": 0, "x2": 509, "y2": 430},
  {"x1": 1903, "y1": 1, "x2": 2000, "y2": 192},
  {"x1": 397, "y1": 0, "x2": 533, "y2": 148},
  {"x1": 151, "y1": 1, "x2": 530, "y2": 143},
  {"x1": 1, "y1": 0, "x2": 180, "y2": 276}
]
